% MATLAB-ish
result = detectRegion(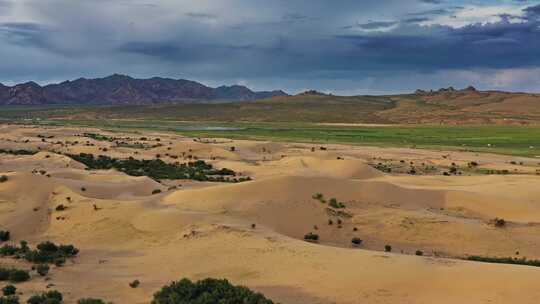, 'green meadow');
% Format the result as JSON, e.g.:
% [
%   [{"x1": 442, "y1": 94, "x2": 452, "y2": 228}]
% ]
[{"x1": 20, "y1": 118, "x2": 540, "y2": 158}]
